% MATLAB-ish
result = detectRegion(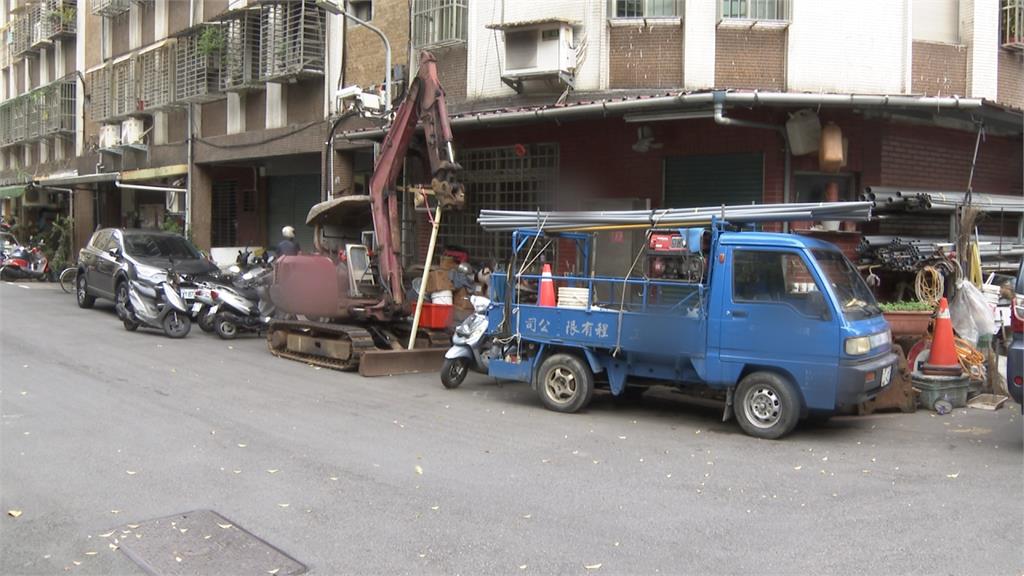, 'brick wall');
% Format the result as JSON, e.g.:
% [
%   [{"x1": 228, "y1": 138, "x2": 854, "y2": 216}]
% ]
[
  {"x1": 431, "y1": 44, "x2": 467, "y2": 103},
  {"x1": 878, "y1": 123, "x2": 1022, "y2": 195},
  {"x1": 911, "y1": 41, "x2": 967, "y2": 96},
  {"x1": 715, "y1": 28, "x2": 786, "y2": 91},
  {"x1": 608, "y1": 23, "x2": 683, "y2": 89},
  {"x1": 997, "y1": 50, "x2": 1024, "y2": 110},
  {"x1": 345, "y1": 0, "x2": 410, "y2": 101}
]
